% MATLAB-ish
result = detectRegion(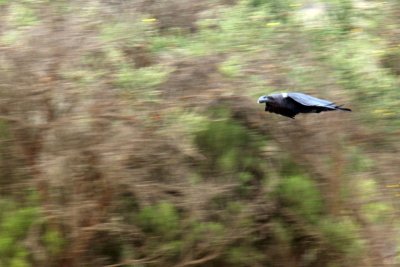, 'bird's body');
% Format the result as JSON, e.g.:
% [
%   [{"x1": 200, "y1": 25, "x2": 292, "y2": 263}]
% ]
[{"x1": 258, "y1": 92, "x2": 351, "y2": 119}]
